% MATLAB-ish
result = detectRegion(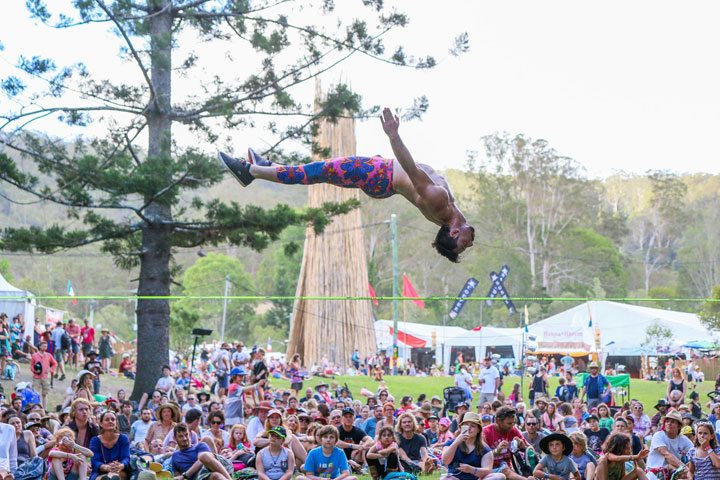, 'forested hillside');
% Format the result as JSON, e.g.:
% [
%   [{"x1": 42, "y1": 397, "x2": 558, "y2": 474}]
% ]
[{"x1": 2, "y1": 135, "x2": 718, "y2": 347}]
